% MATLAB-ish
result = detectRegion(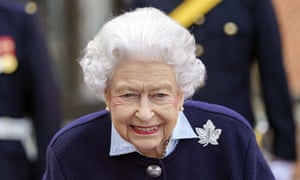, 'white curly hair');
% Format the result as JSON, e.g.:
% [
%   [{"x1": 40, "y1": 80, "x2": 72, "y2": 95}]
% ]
[{"x1": 79, "y1": 7, "x2": 206, "y2": 100}]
